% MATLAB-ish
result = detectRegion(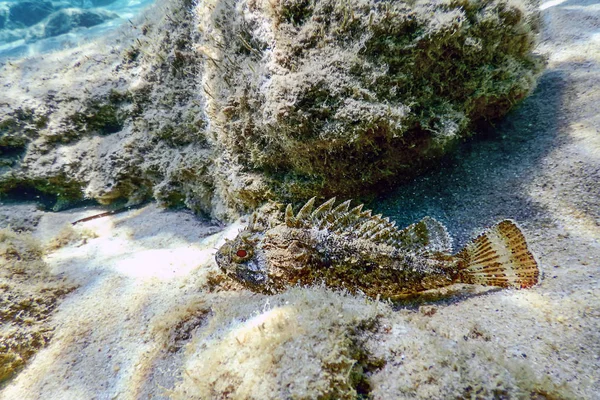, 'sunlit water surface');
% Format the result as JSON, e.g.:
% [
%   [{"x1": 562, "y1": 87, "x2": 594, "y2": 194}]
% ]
[{"x1": 0, "y1": 0, "x2": 156, "y2": 60}]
